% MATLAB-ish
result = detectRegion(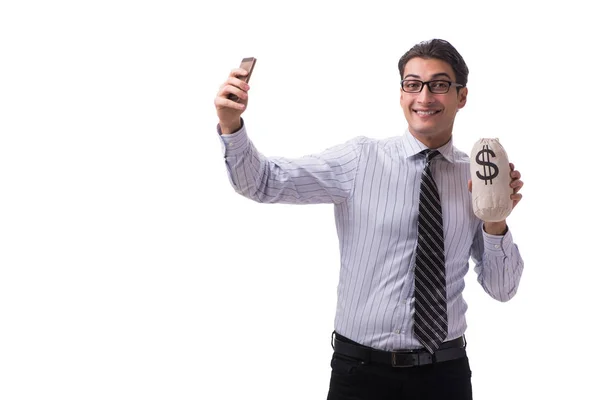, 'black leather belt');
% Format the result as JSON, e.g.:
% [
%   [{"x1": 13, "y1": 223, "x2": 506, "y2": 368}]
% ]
[{"x1": 333, "y1": 334, "x2": 466, "y2": 368}]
